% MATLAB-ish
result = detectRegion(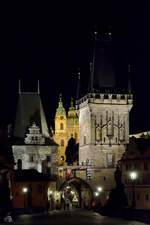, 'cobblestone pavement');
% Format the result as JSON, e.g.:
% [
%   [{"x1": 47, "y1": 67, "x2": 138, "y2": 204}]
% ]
[{"x1": 13, "y1": 209, "x2": 149, "y2": 225}]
